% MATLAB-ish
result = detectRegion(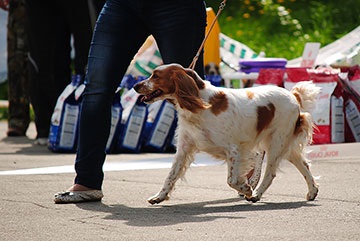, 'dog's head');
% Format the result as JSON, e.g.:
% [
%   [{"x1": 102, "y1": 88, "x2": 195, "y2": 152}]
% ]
[
  {"x1": 133, "y1": 63, "x2": 210, "y2": 113},
  {"x1": 204, "y1": 62, "x2": 220, "y2": 76}
]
